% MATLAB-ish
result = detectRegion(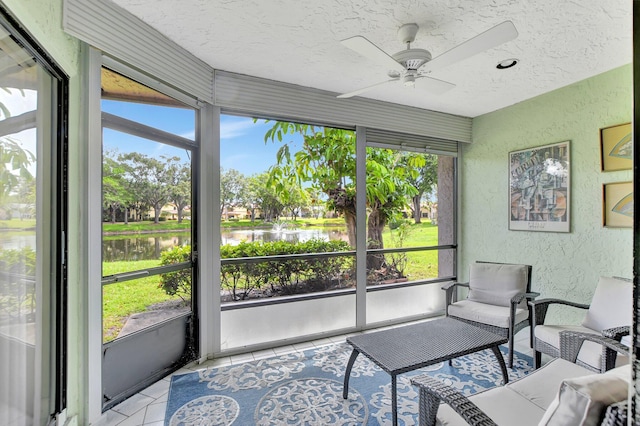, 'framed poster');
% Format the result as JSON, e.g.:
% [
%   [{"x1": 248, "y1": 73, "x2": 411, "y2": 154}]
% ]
[
  {"x1": 603, "y1": 181, "x2": 633, "y2": 228},
  {"x1": 600, "y1": 122, "x2": 632, "y2": 171},
  {"x1": 509, "y1": 141, "x2": 570, "y2": 232}
]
